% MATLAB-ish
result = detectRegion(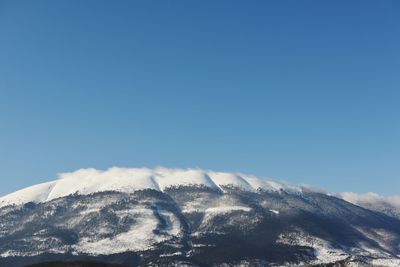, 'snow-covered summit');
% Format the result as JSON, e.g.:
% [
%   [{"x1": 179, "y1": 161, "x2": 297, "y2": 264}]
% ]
[
  {"x1": 1, "y1": 167, "x2": 400, "y2": 267},
  {"x1": 0, "y1": 167, "x2": 302, "y2": 207}
]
